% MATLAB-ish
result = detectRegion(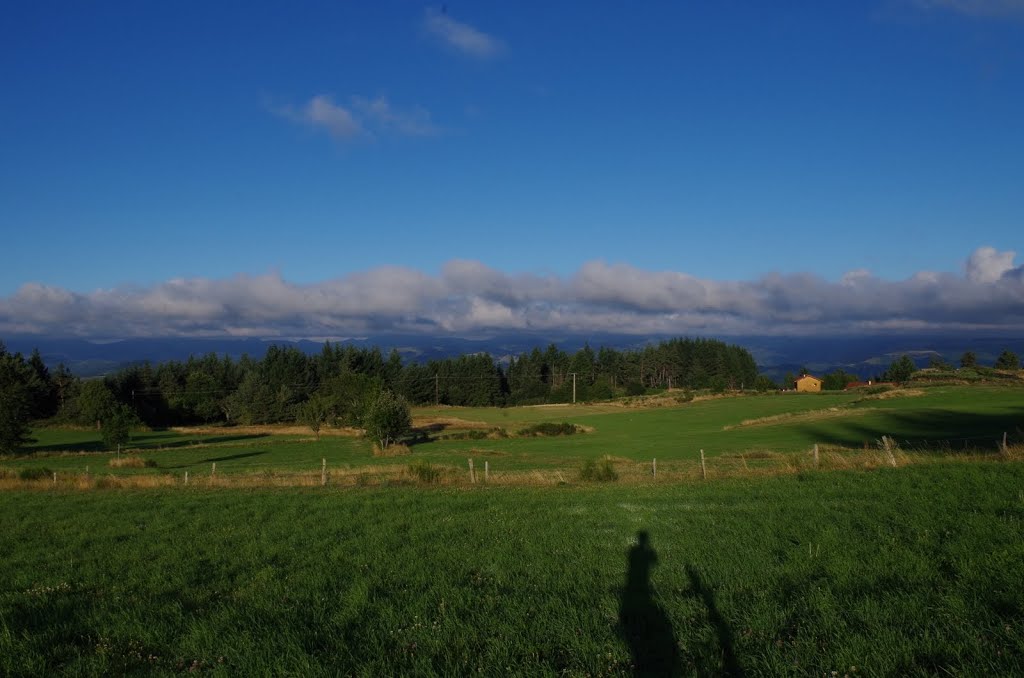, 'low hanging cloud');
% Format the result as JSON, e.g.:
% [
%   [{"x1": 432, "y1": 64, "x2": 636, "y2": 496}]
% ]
[
  {"x1": 275, "y1": 94, "x2": 438, "y2": 141},
  {"x1": 3, "y1": 247, "x2": 1024, "y2": 339},
  {"x1": 422, "y1": 8, "x2": 504, "y2": 59}
]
